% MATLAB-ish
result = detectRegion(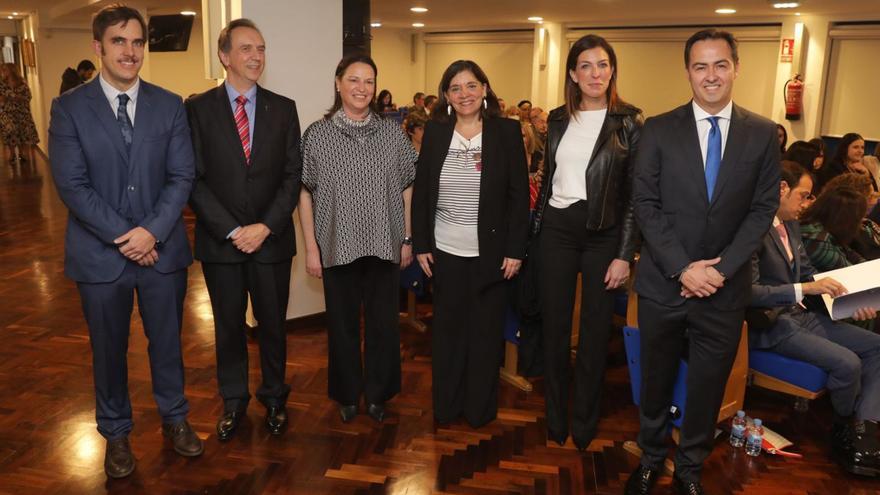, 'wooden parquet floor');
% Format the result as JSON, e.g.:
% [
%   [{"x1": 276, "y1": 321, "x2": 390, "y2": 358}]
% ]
[{"x1": 1, "y1": 151, "x2": 879, "y2": 494}]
